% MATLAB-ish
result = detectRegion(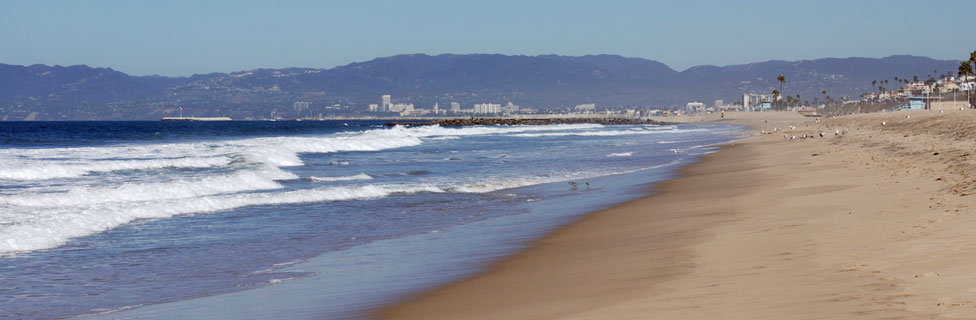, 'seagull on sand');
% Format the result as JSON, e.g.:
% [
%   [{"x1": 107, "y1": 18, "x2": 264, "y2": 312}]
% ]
[
  {"x1": 906, "y1": 115, "x2": 911, "y2": 119},
  {"x1": 835, "y1": 129, "x2": 840, "y2": 135},
  {"x1": 882, "y1": 121, "x2": 887, "y2": 126}
]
